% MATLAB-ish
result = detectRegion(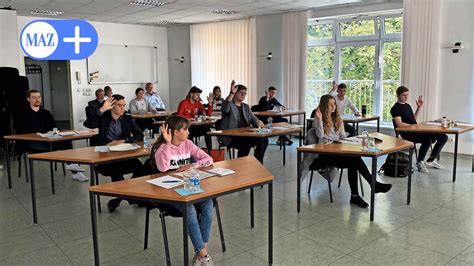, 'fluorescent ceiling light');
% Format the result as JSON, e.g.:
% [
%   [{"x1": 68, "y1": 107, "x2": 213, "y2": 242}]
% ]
[
  {"x1": 130, "y1": 0, "x2": 168, "y2": 7},
  {"x1": 155, "y1": 20, "x2": 183, "y2": 25},
  {"x1": 31, "y1": 10, "x2": 63, "y2": 16},
  {"x1": 210, "y1": 9, "x2": 237, "y2": 15}
]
